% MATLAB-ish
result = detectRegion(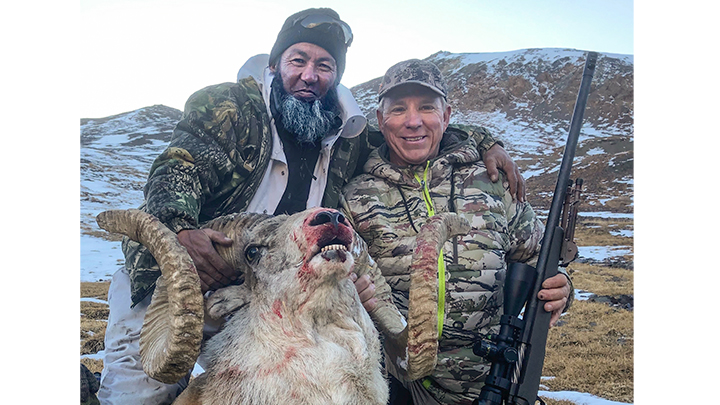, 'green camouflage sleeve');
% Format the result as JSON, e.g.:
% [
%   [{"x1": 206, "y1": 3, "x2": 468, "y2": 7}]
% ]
[
  {"x1": 504, "y1": 197, "x2": 544, "y2": 265},
  {"x1": 447, "y1": 123, "x2": 501, "y2": 154},
  {"x1": 144, "y1": 146, "x2": 204, "y2": 233},
  {"x1": 144, "y1": 79, "x2": 269, "y2": 232}
]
